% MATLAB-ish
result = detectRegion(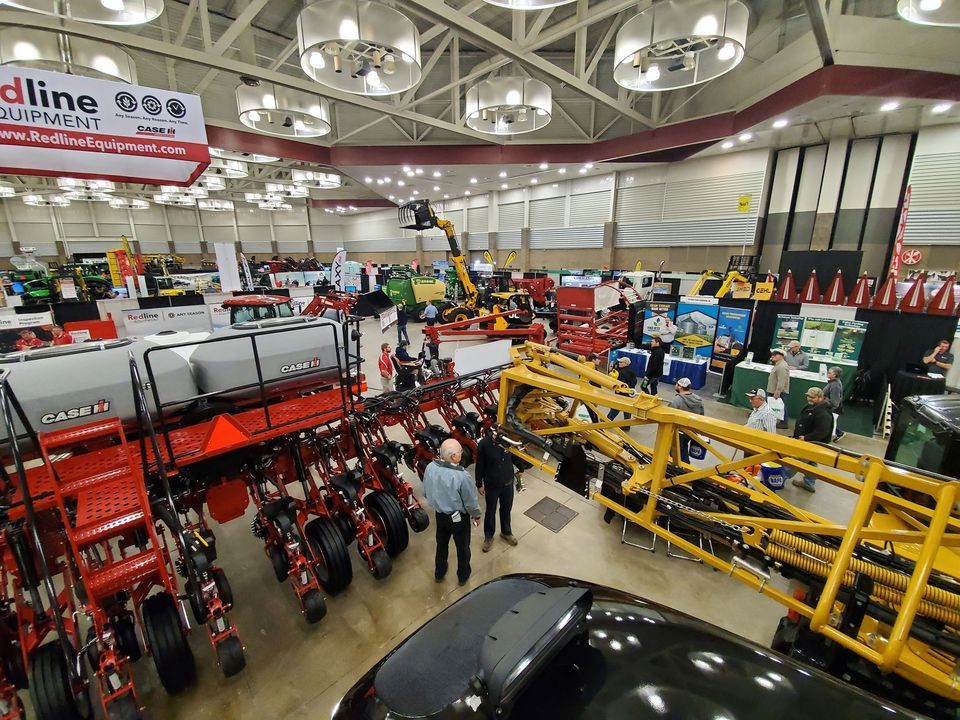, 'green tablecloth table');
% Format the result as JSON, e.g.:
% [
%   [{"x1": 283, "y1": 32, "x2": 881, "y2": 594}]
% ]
[{"x1": 730, "y1": 362, "x2": 854, "y2": 417}]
